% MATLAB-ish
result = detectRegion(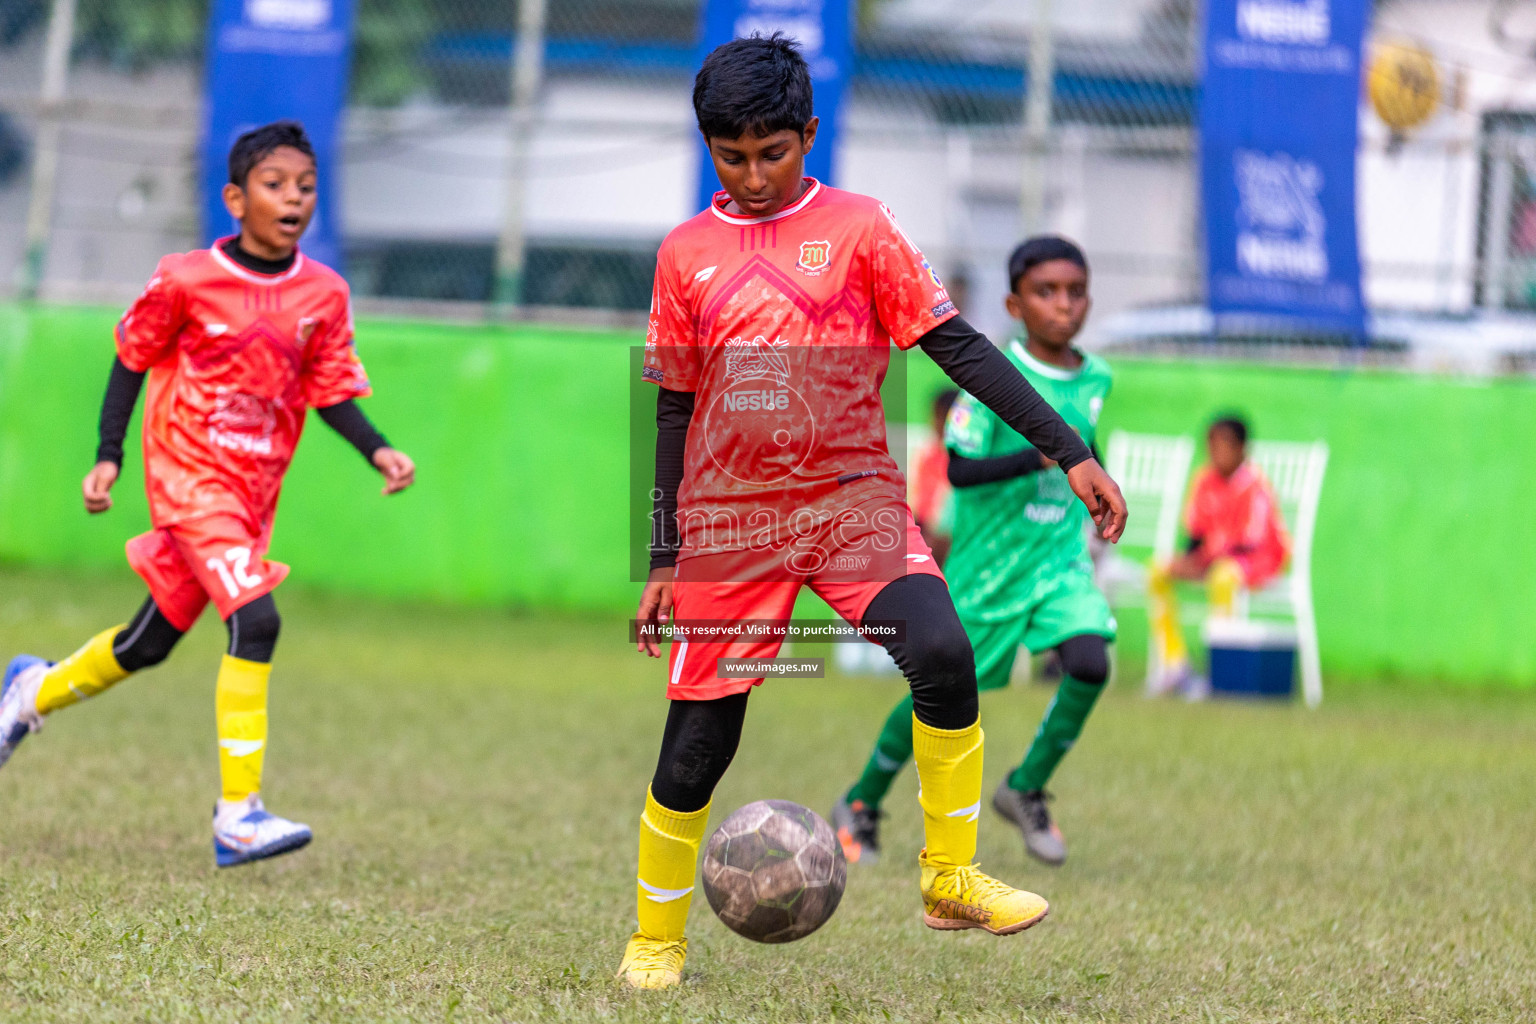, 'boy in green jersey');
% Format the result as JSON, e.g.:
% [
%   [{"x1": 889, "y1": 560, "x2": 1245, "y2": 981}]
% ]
[{"x1": 834, "y1": 236, "x2": 1114, "y2": 867}]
